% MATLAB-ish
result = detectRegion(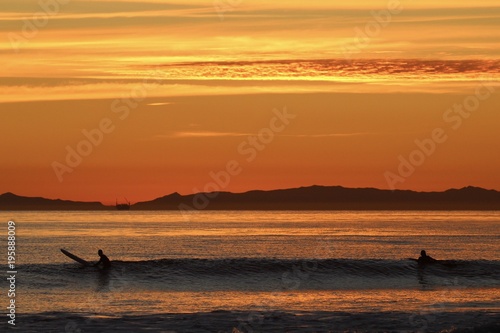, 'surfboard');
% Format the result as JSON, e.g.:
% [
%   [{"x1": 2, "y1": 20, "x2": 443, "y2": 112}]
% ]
[{"x1": 61, "y1": 249, "x2": 90, "y2": 266}]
